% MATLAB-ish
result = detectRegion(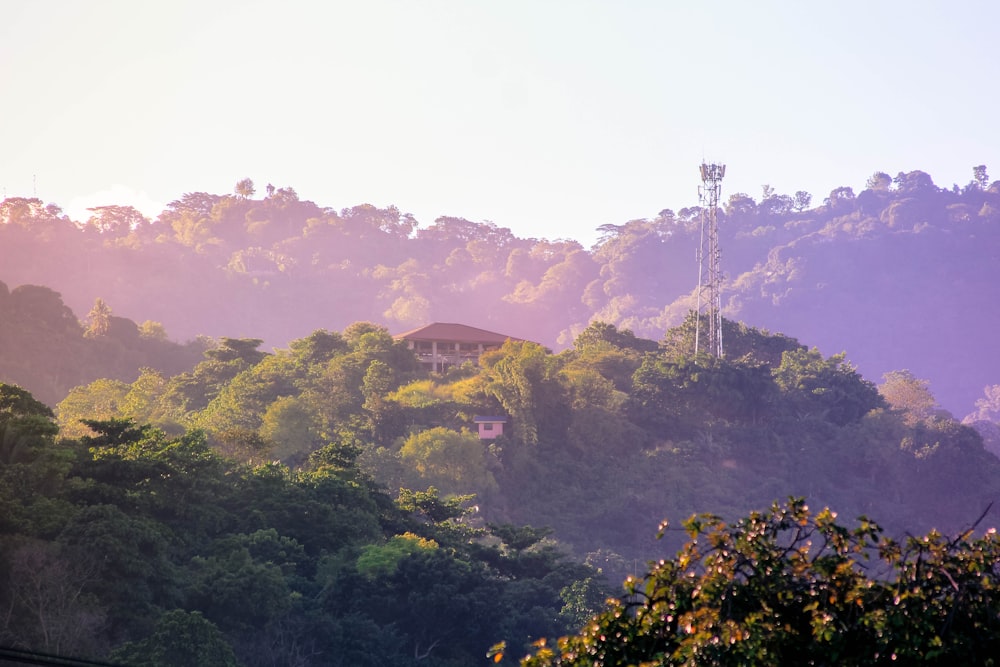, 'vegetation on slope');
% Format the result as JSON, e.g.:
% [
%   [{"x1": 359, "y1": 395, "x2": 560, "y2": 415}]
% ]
[
  {"x1": 2, "y1": 165, "x2": 999, "y2": 413},
  {"x1": 3, "y1": 311, "x2": 1000, "y2": 664}
]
